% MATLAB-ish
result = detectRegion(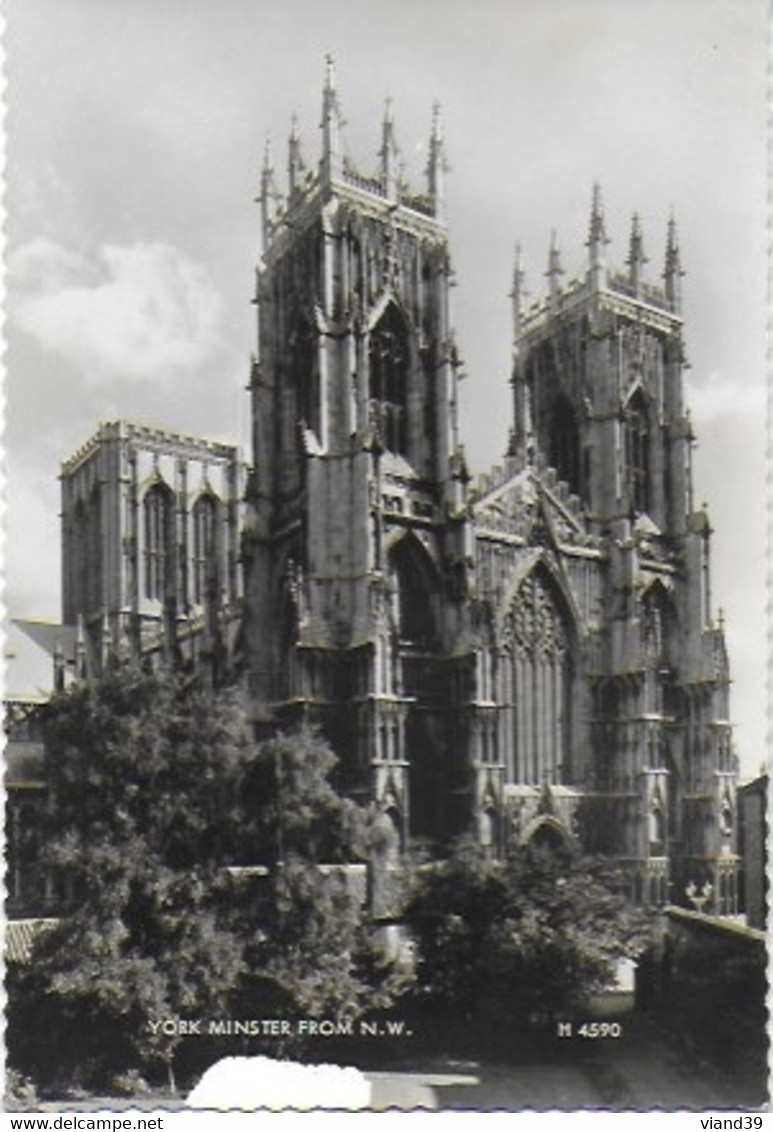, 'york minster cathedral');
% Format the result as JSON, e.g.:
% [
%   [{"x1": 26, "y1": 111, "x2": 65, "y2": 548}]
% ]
[{"x1": 54, "y1": 62, "x2": 738, "y2": 909}]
